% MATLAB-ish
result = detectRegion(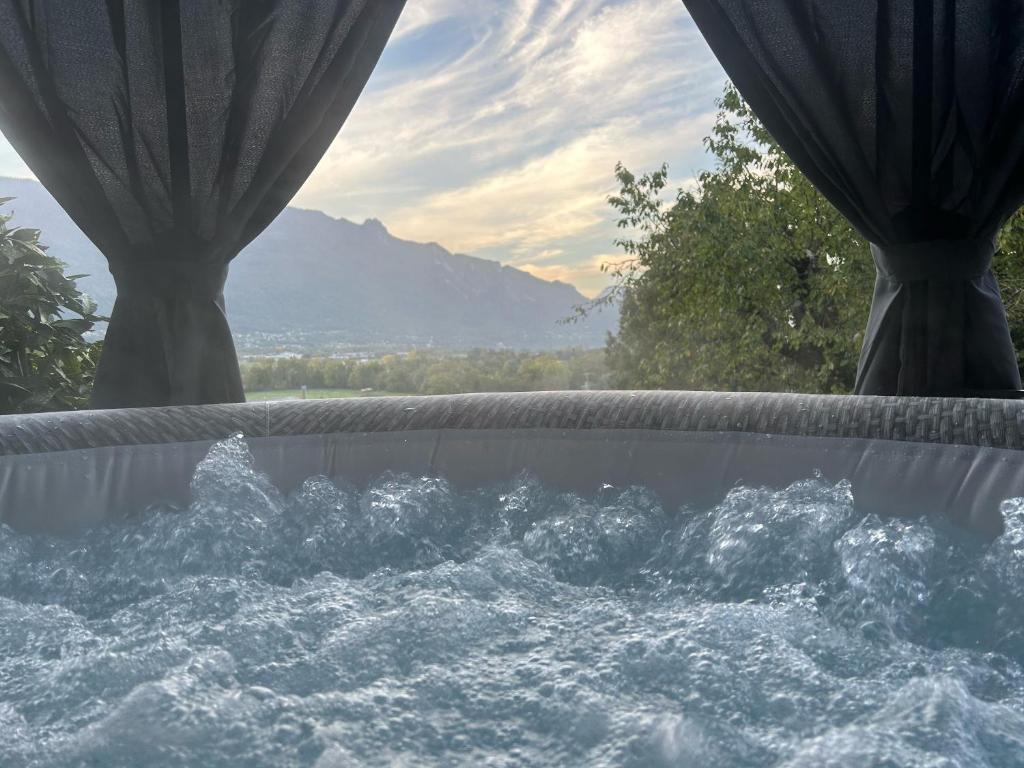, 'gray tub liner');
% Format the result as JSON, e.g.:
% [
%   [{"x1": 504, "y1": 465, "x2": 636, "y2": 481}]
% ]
[{"x1": 2, "y1": 391, "x2": 1023, "y2": 536}]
